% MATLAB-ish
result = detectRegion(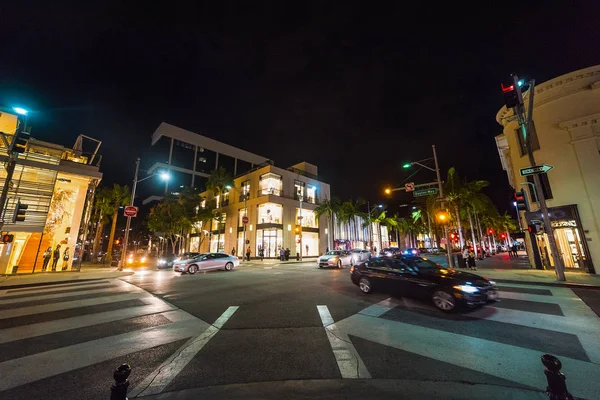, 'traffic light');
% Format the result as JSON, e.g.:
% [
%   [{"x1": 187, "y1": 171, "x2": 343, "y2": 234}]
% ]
[
  {"x1": 501, "y1": 74, "x2": 524, "y2": 109},
  {"x1": 12, "y1": 200, "x2": 28, "y2": 223},
  {"x1": 450, "y1": 233, "x2": 455, "y2": 239},
  {"x1": 488, "y1": 229, "x2": 494, "y2": 235},
  {"x1": 501, "y1": 234, "x2": 506, "y2": 239},
  {"x1": 294, "y1": 225, "x2": 301, "y2": 233},
  {"x1": 528, "y1": 224, "x2": 541, "y2": 233},
  {"x1": 436, "y1": 211, "x2": 449, "y2": 224},
  {"x1": 1, "y1": 234, "x2": 14, "y2": 243},
  {"x1": 9, "y1": 130, "x2": 31, "y2": 154},
  {"x1": 514, "y1": 190, "x2": 529, "y2": 211}
]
